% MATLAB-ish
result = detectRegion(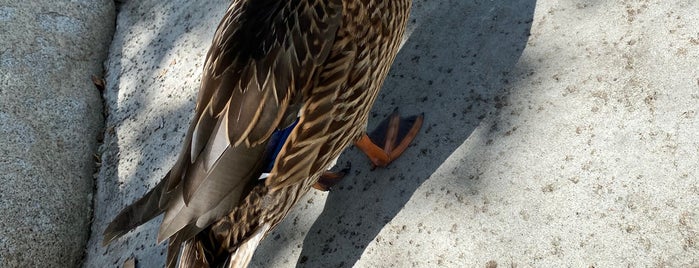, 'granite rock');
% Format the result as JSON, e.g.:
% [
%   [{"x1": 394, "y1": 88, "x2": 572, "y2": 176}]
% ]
[{"x1": 0, "y1": 1, "x2": 114, "y2": 267}]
